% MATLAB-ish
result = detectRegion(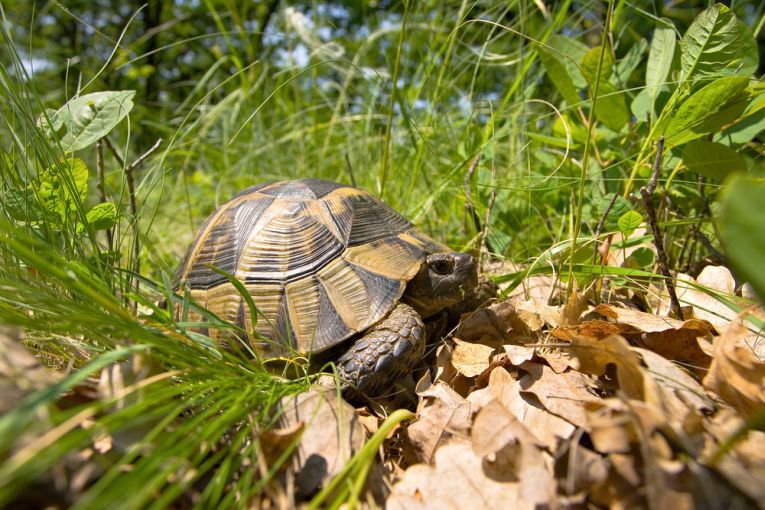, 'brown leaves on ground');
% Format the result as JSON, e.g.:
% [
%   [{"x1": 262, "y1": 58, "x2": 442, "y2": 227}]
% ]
[{"x1": 271, "y1": 267, "x2": 765, "y2": 508}]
